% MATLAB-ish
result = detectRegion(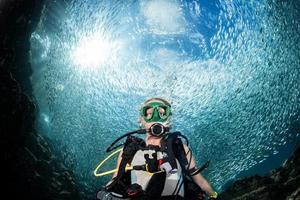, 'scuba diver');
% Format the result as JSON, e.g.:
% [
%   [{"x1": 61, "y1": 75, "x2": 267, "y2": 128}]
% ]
[{"x1": 95, "y1": 97, "x2": 219, "y2": 199}]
